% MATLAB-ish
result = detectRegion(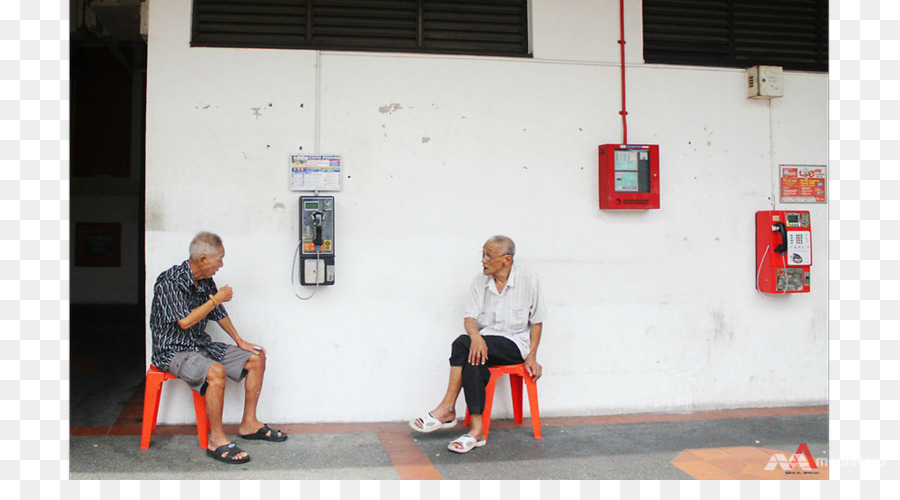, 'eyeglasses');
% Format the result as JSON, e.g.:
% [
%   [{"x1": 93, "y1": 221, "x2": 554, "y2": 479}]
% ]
[{"x1": 482, "y1": 252, "x2": 509, "y2": 262}]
